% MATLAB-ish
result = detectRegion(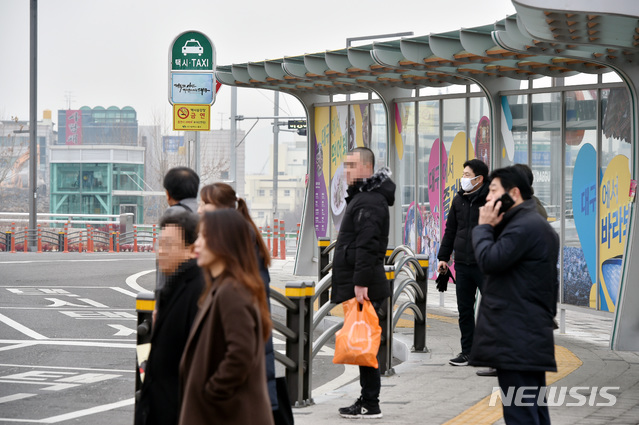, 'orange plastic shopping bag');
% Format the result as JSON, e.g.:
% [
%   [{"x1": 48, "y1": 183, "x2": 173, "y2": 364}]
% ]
[{"x1": 333, "y1": 298, "x2": 382, "y2": 368}]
